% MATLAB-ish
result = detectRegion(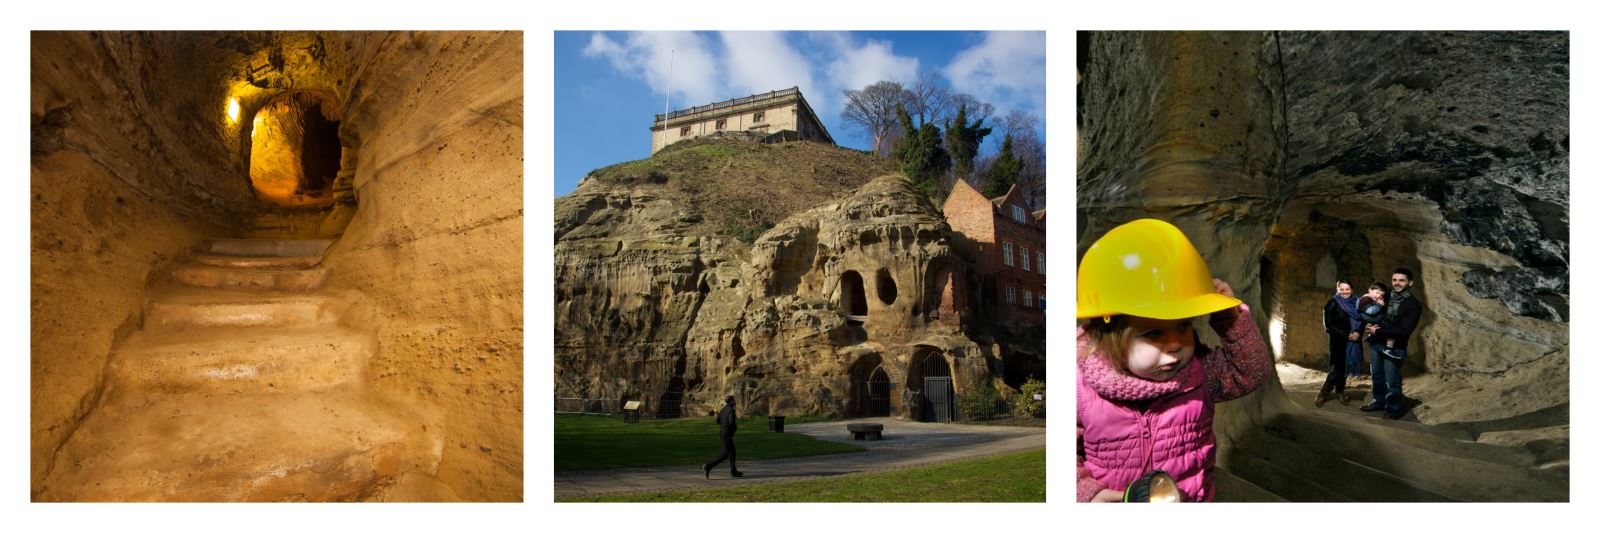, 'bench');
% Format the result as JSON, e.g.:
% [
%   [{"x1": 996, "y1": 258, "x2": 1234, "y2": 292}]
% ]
[{"x1": 847, "y1": 423, "x2": 884, "y2": 441}]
